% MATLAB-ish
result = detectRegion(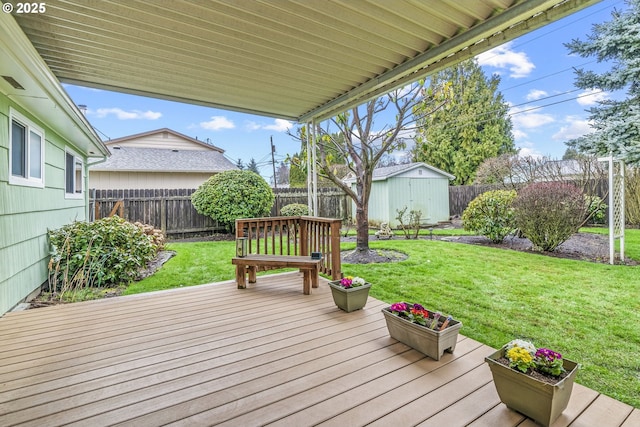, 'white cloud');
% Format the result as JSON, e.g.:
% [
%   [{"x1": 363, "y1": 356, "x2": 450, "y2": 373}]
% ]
[
  {"x1": 576, "y1": 88, "x2": 609, "y2": 106},
  {"x1": 476, "y1": 42, "x2": 535, "y2": 78},
  {"x1": 94, "y1": 108, "x2": 161, "y2": 120},
  {"x1": 512, "y1": 129, "x2": 528, "y2": 140},
  {"x1": 518, "y1": 146, "x2": 544, "y2": 159},
  {"x1": 200, "y1": 116, "x2": 235, "y2": 130},
  {"x1": 552, "y1": 116, "x2": 595, "y2": 141},
  {"x1": 263, "y1": 119, "x2": 293, "y2": 132},
  {"x1": 245, "y1": 118, "x2": 293, "y2": 132},
  {"x1": 509, "y1": 105, "x2": 555, "y2": 129},
  {"x1": 526, "y1": 89, "x2": 548, "y2": 101}
]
